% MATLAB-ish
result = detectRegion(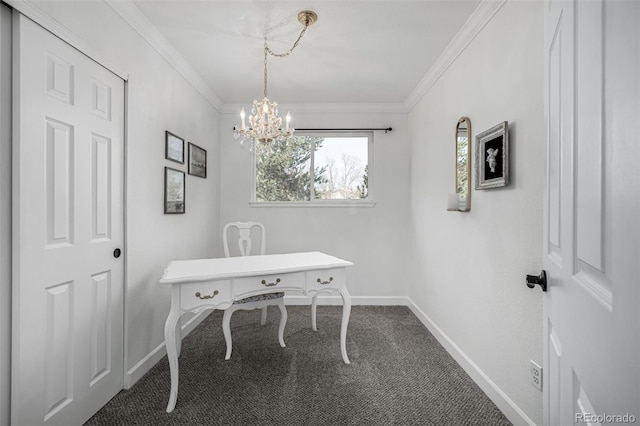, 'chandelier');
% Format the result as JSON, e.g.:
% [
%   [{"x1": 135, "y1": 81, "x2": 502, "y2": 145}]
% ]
[{"x1": 234, "y1": 10, "x2": 317, "y2": 146}]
